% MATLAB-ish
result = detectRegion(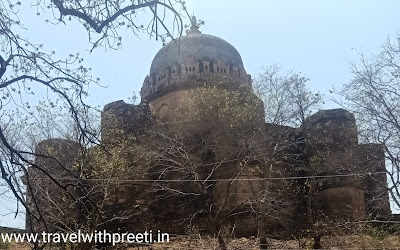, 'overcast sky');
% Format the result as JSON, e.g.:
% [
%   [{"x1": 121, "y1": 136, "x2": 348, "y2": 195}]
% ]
[{"x1": 1, "y1": 0, "x2": 400, "y2": 229}]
